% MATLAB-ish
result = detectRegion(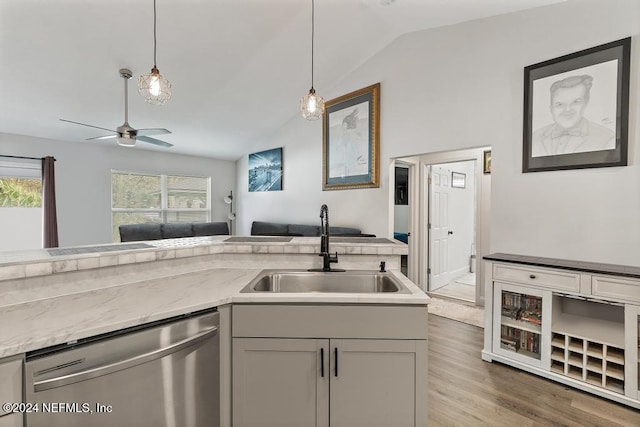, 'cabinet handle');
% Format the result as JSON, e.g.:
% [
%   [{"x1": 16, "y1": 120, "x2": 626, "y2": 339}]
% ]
[
  {"x1": 334, "y1": 347, "x2": 338, "y2": 377},
  {"x1": 320, "y1": 348, "x2": 324, "y2": 378},
  {"x1": 529, "y1": 274, "x2": 536, "y2": 279}
]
